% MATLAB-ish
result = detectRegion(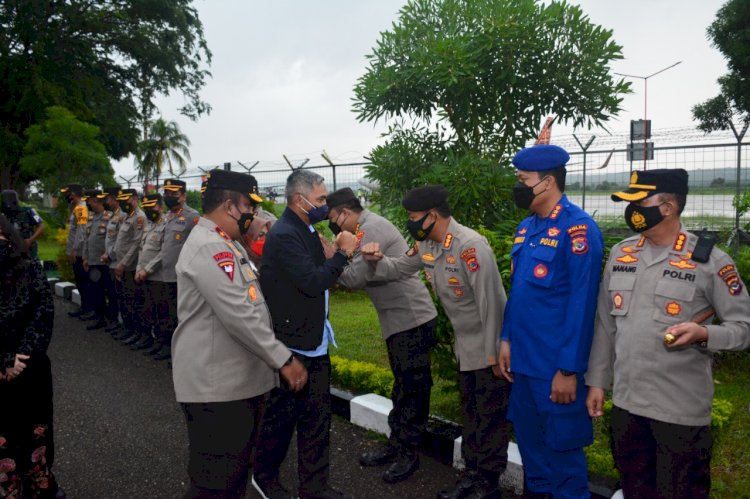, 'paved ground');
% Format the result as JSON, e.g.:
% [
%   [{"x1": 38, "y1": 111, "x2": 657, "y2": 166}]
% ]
[{"x1": 49, "y1": 297, "x2": 477, "y2": 499}]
